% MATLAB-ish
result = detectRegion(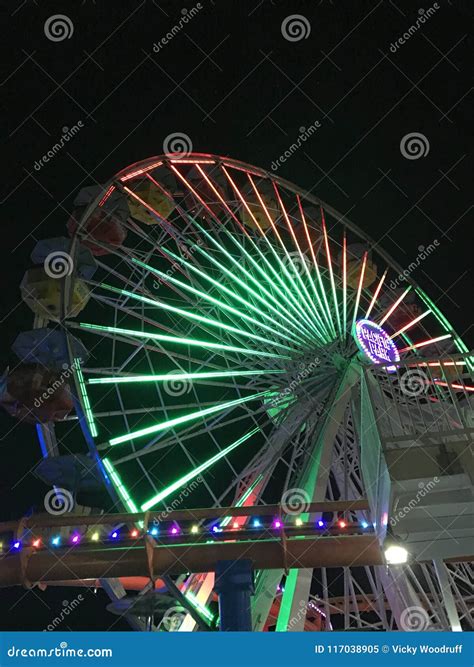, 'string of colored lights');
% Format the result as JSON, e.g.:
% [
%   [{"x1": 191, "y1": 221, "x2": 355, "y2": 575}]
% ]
[{"x1": 3, "y1": 516, "x2": 372, "y2": 553}]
